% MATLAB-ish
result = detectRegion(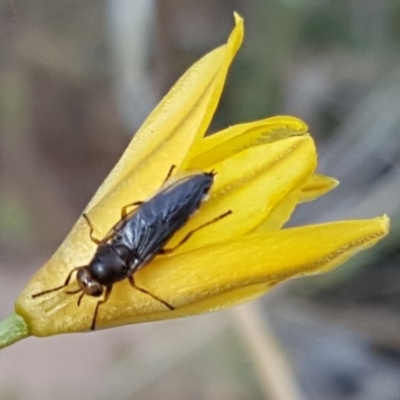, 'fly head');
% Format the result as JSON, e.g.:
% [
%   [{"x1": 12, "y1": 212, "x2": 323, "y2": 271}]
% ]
[{"x1": 76, "y1": 268, "x2": 103, "y2": 297}]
